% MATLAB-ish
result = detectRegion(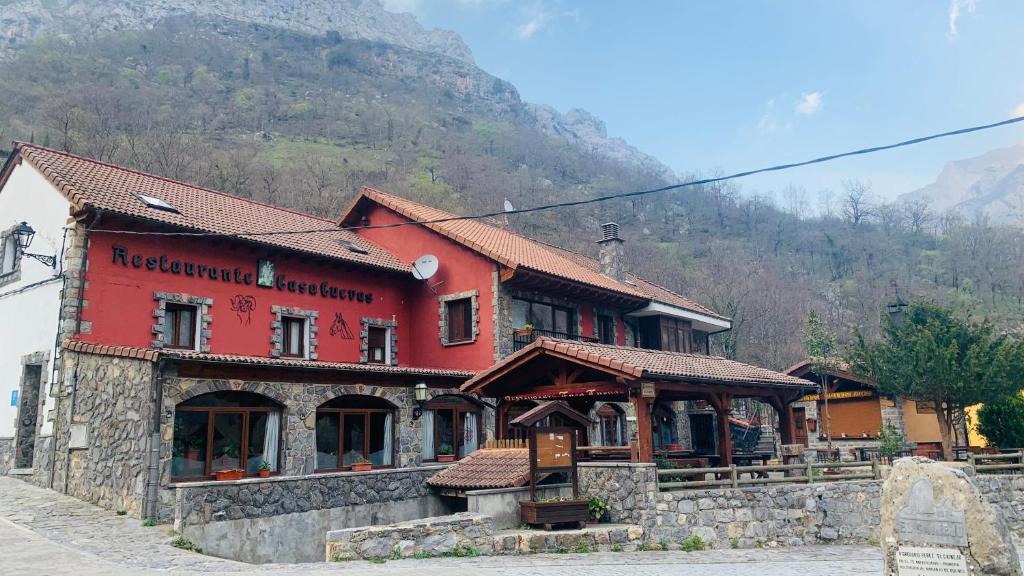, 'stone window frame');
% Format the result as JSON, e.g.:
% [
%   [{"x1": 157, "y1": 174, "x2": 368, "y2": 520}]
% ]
[
  {"x1": 152, "y1": 292, "x2": 213, "y2": 352},
  {"x1": 360, "y1": 317, "x2": 398, "y2": 366},
  {"x1": 270, "y1": 305, "x2": 319, "y2": 360},
  {"x1": 0, "y1": 226, "x2": 23, "y2": 289},
  {"x1": 438, "y1": 290, "x2": 480, "y2": 346}
]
